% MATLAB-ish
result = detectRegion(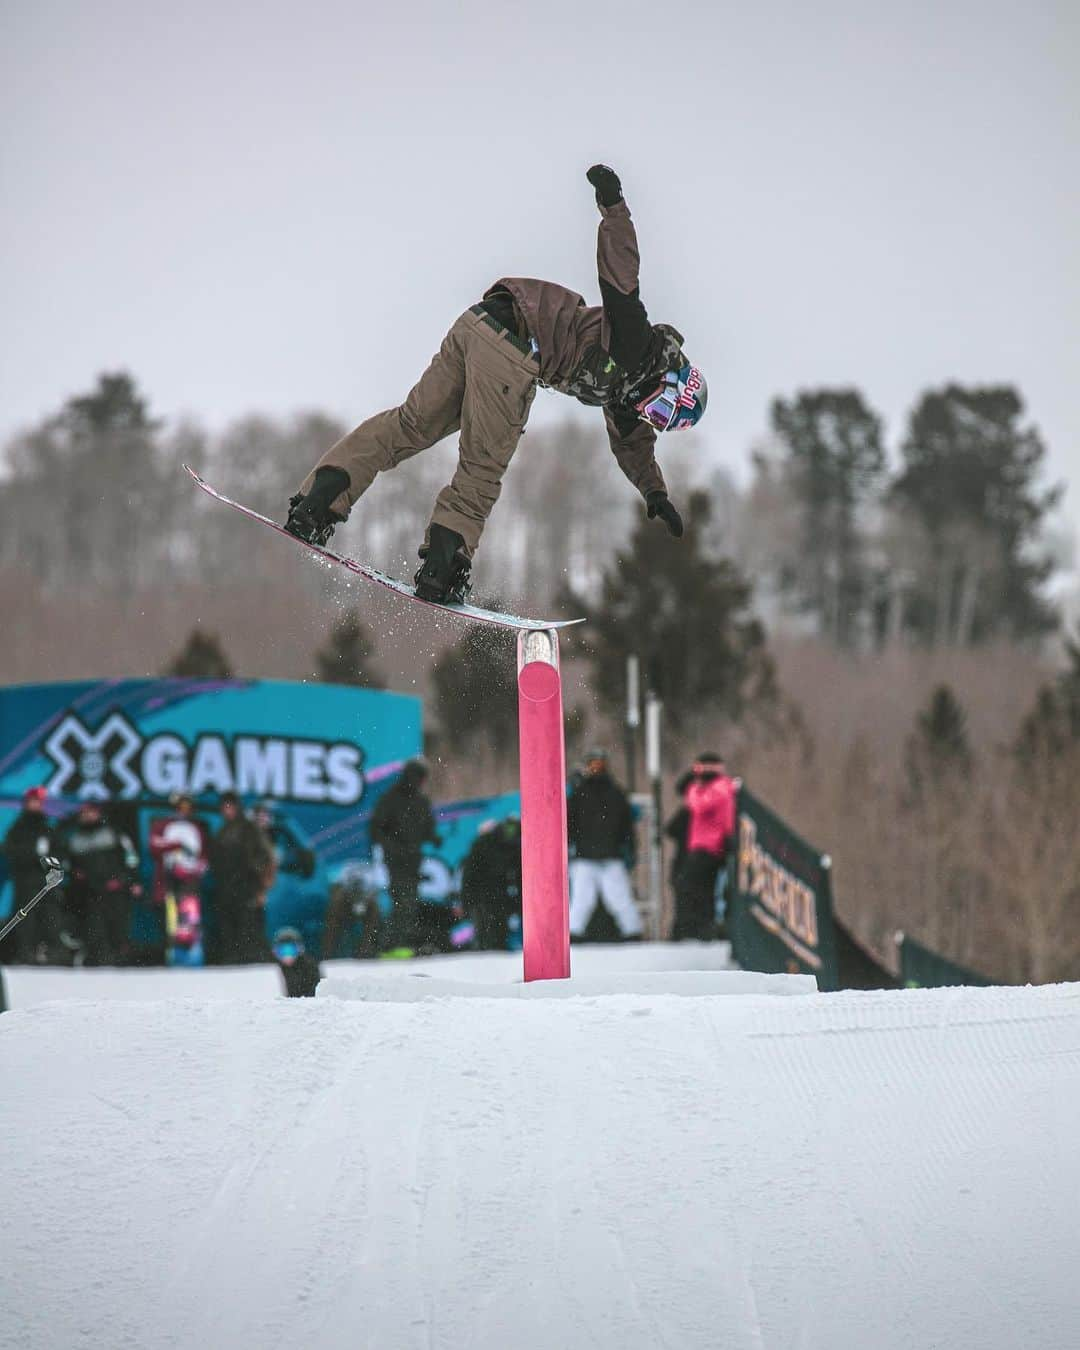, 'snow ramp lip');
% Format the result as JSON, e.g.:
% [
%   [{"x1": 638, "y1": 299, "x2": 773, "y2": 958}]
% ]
[{"x1": 316, "y1": 969, "x2": 817, "y2": 1002}]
